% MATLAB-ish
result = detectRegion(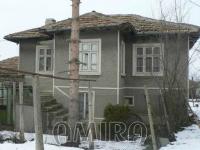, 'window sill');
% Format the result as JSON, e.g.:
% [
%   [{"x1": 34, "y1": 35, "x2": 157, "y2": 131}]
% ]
[
  {"x1": 121, "y1": 73, "x2": 126, "y2": 77},
  {"x1": 79, "y1": 72, "x2": 101, "y2": 76},
  {"x1": 37, "y1": 71, "x2": 53, "y2": 75},
  {"x1": 132, "y1": 72, "x2": 163, "y2": 77}
]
